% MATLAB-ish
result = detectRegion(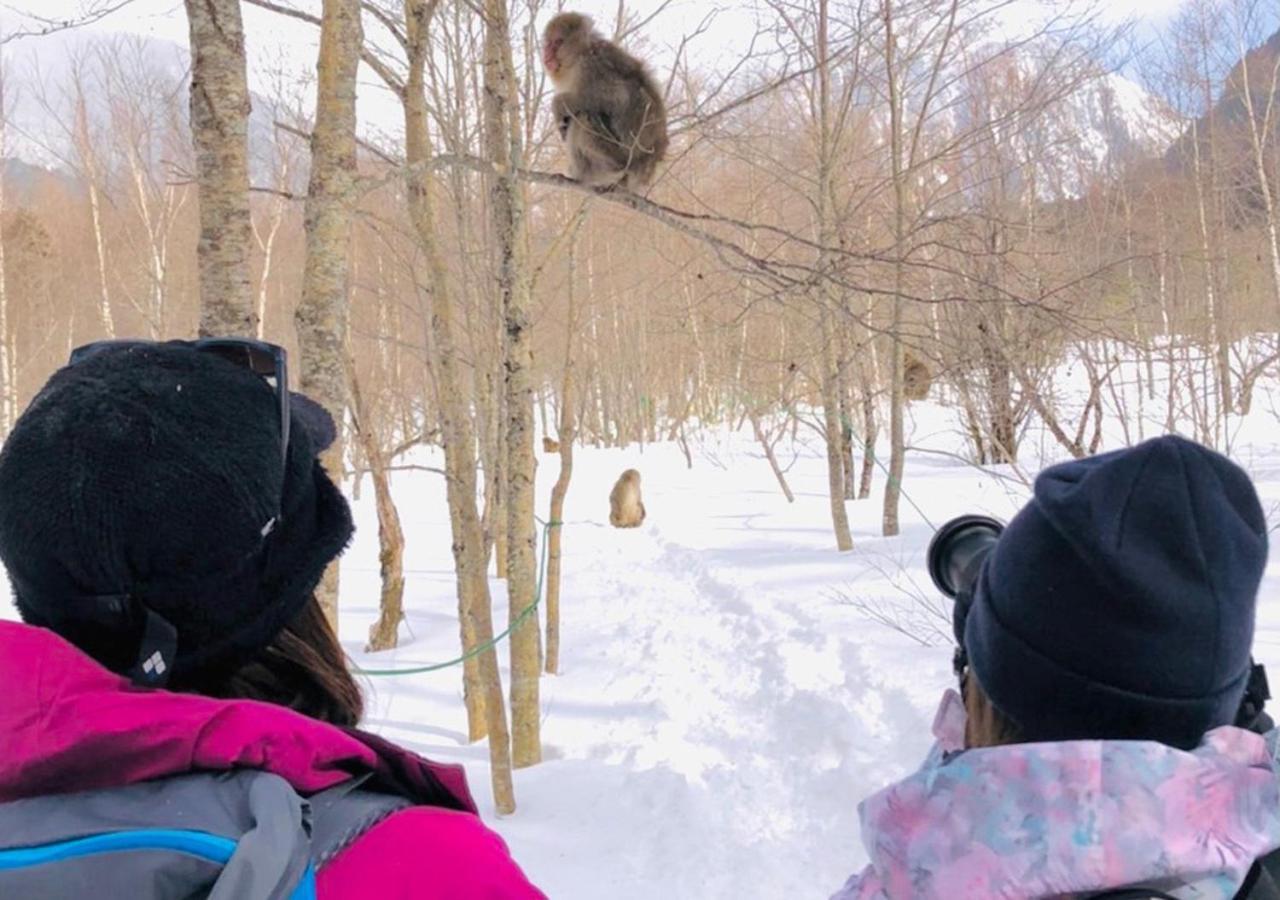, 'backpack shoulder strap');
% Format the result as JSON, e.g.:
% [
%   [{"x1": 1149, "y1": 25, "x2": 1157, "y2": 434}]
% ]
[
  {"x1": 1237, "y1": 855, "x2": 1280, "y2": 900},
  {"x1": 1086, "y1": 856, "x2": 1280, "y2": 900},
  {"x1": 305, "y1": 776, "x2": 413, "y2": 868}
]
